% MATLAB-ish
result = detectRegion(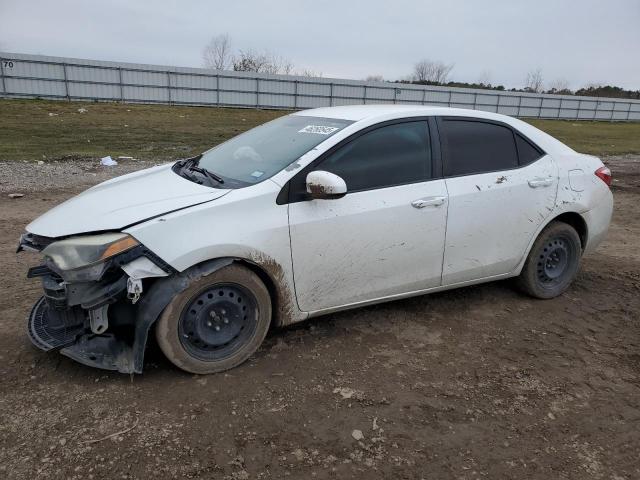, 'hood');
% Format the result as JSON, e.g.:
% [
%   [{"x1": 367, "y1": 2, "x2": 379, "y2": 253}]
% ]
[{"x1": 26, "y1": 163, "x2": 231, "y2": 238}]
